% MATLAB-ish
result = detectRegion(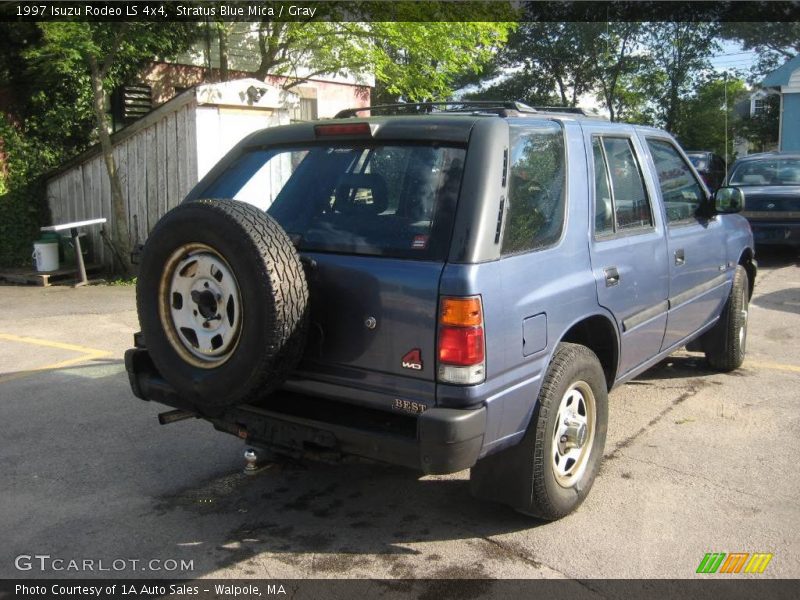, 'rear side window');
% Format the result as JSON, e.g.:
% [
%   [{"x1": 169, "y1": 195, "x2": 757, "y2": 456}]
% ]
[
  {"x1": 200, "y1": 144, "x2": 466, "y2": 260},
  {"x1": 502, "y1": 122, "x2": 566, "y2": 255},
  {"x1": 647, "y1": 139, "x2": 706, "y2": 223},
  {"x1": 592, "y1": 136, "x2": 653, "y2": 236}
]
